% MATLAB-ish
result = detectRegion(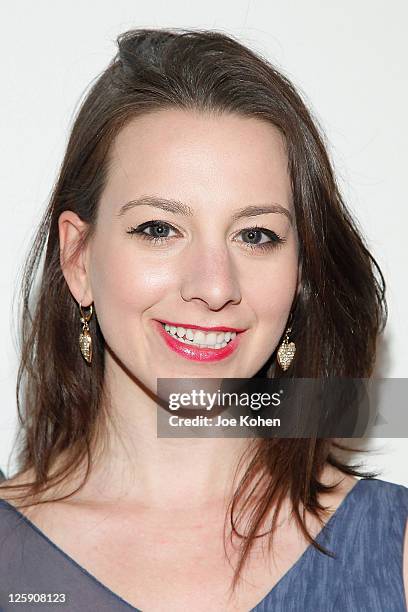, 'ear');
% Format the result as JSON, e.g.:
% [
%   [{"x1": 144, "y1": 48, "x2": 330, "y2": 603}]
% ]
[{"x1": 58, "y1": 211, "x2": 93, "y2": 307}]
